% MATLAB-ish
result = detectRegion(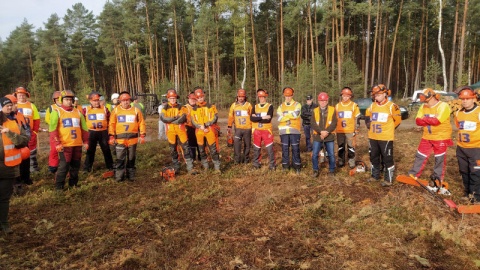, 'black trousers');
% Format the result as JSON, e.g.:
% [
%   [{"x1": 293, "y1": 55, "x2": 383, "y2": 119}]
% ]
[
  {"x1": 369, "y1": 139, "x2": 394, "y2": 180},
  {"x1": 84, "y1": 130, "x2": 114, "y2": 170}
]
